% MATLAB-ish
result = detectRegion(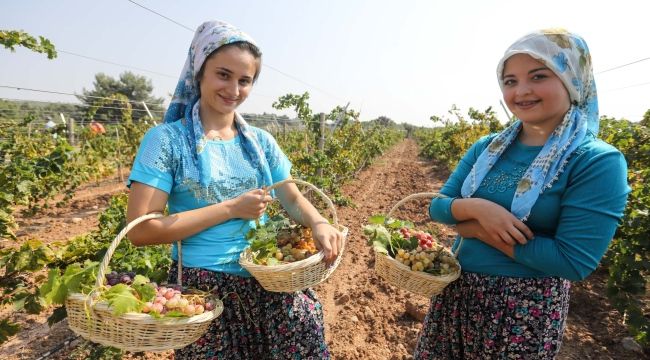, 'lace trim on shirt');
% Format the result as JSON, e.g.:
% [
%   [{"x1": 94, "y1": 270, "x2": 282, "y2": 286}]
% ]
[{"x1": 480, "y1": 165, "x2": 529, "y2": 193}]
